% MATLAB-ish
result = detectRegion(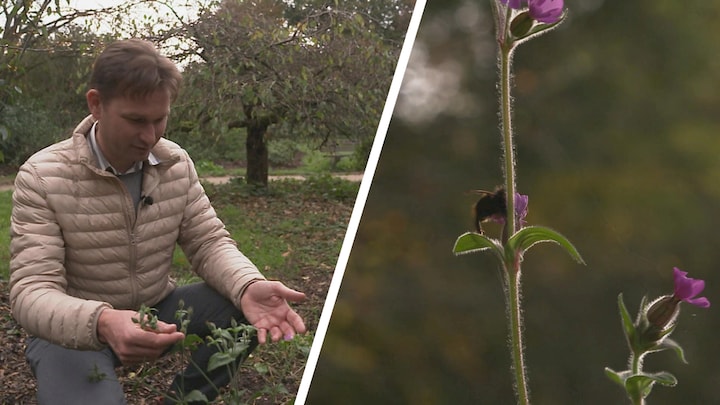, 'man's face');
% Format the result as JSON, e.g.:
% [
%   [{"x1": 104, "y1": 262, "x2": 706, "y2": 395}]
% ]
[{"x1": 87, "y1": 89, "x2": 171, "y2": 173}]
